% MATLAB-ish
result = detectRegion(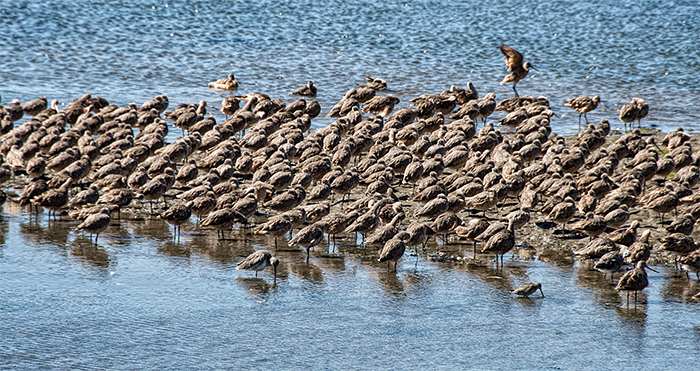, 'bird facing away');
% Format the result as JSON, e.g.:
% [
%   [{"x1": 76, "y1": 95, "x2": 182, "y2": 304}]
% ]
[
  {"x1": 498, "y1": 44, "x2": 537, "y2": 97},
  {"x1": 236, "y1": 250, "x2": 279, "y2": 279},
  {"x1": 510, "y1": 282, "x2": 544, "y2": 298}
]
